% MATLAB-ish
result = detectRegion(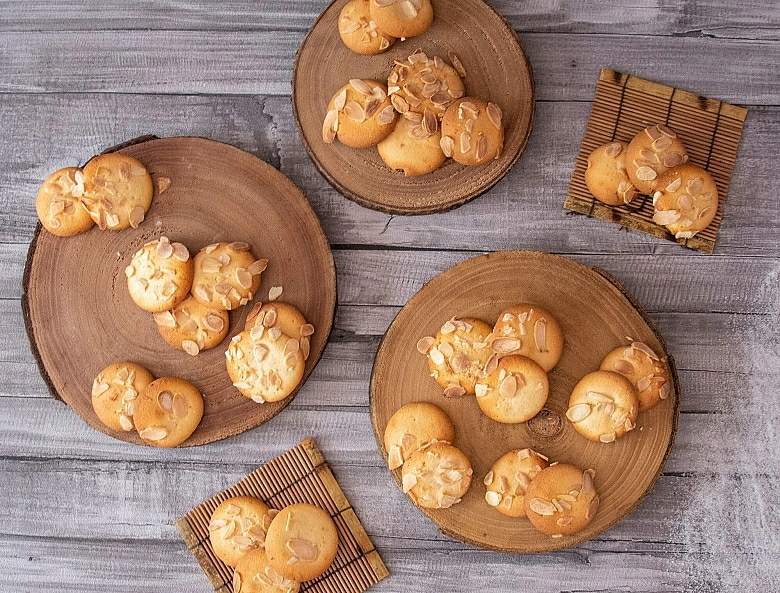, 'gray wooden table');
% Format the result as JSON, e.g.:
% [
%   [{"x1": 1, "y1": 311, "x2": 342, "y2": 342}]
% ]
[{"x1": 2, "y1": 1, "x2": 779, "y2": 591}]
